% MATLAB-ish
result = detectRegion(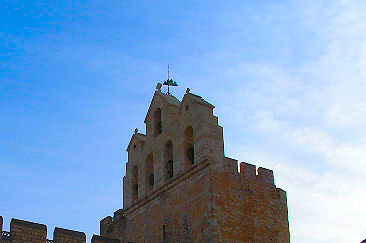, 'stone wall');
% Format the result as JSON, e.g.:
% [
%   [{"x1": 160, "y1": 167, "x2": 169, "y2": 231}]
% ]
[
  {"x1": 212, "y1": 162, "x2": 290, "y2": 242},
  {"x1": 91, "y1": 235, "x2": 120, "y2": 243},
  {"x1": 101, "y1": 160, "x2": 290, "y2": 243},
  {"x1": 102, "y1": 159, "x2": 215, "y2": 242},
  {"x1": 99, "y1": 88, "x2": 290, "y2": 243}
]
